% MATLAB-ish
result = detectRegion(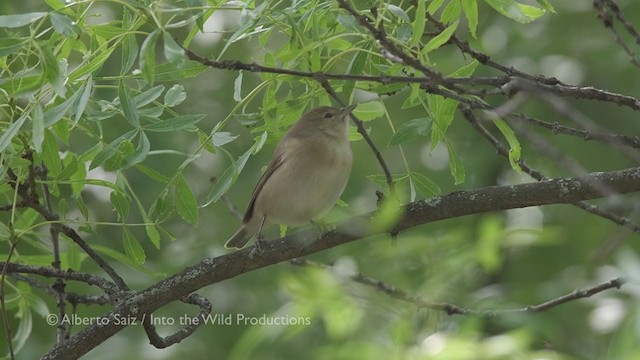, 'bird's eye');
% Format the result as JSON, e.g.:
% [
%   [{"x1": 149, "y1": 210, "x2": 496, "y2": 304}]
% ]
[{"x1": 324, "y1": 112, "x2": 333, "y2": 118}]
